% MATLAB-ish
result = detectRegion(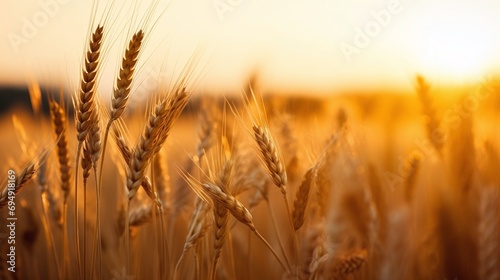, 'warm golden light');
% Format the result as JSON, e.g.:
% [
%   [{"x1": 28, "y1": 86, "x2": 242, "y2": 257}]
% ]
[
  {"x1": 420, "y1": 23, "x2": 490, "y2": 79},
  {"x1": 414, "y1": 10, "x2": 495, "y2": 82}
]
